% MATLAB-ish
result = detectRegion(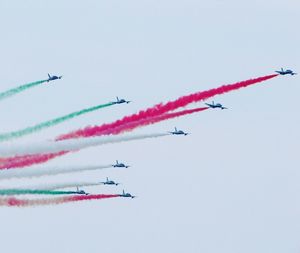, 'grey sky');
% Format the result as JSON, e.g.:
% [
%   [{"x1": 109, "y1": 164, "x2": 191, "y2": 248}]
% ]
[{"x1": 0, "y1": 0, "x2": 299, "y2": 252}]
